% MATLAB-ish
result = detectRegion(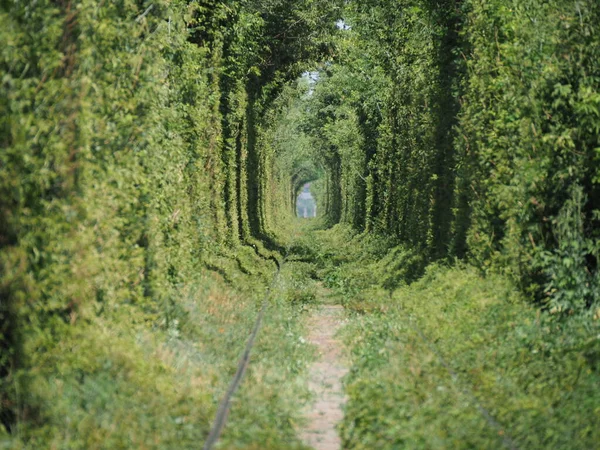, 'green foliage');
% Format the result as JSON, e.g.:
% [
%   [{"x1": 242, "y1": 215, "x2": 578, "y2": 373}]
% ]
[
  {"x1": 293, "y1": 225, "x2": 599, "y2": 449},
  {"x1": 287, "y1": 0, "x2": 600, "y2": 315},
  {"x1": 1, "y1": 0, "x2": 224, "y2": 435},
  {"x1": 341, "y1": 264, "x2": 600, "y2": 448},
  {"x1": 279, "y1": 262, "x2": 319, "y2": 309},
  {"x1": 312, "y1": 224, "x2": 425, "y2": 306},
  {"x1": 2, "y1": 0, "x2": 600, "y2": 444},
  {"x1": 0, "y1": 0, "x2": 341, "y2": 443},
  {"x1": 539, "y1": 186, "x2": 600, "y2": 315},
  {"x1": 458, "y1": 0, "x2": 600, "y2": 301},
  {"x1": 309, "y1": 223, "x2": 600, "y2": 448}
]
